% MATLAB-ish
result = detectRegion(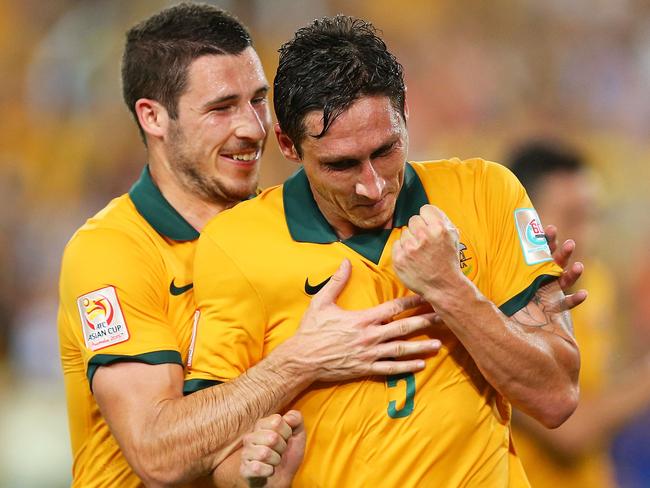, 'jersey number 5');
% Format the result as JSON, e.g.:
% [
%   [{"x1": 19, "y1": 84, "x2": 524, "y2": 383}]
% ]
[{"x1": 386, "y1": 372, "x2": 416, "y2": 418}]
